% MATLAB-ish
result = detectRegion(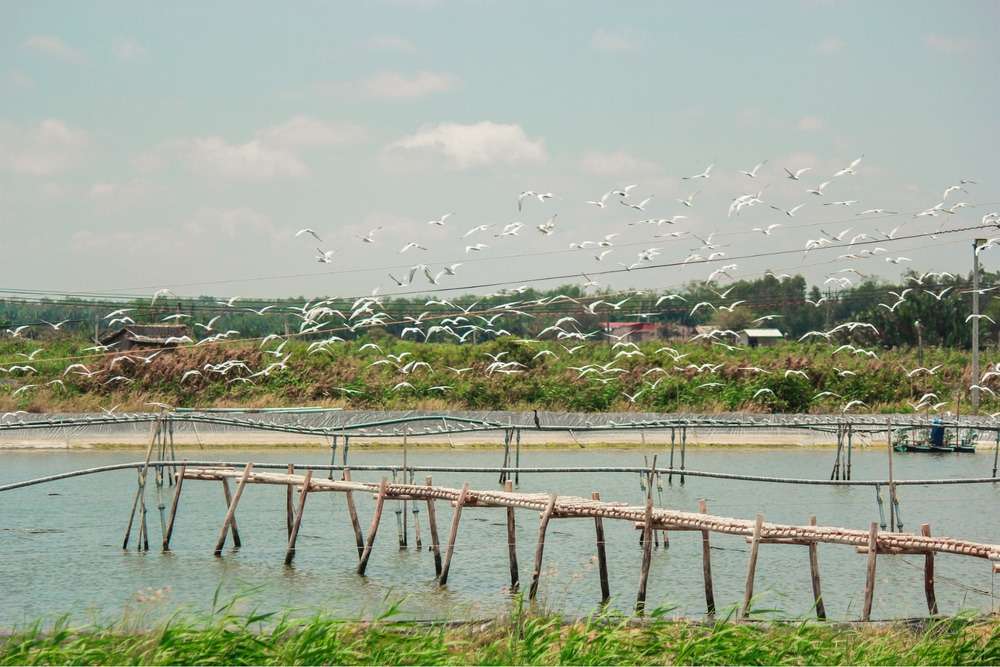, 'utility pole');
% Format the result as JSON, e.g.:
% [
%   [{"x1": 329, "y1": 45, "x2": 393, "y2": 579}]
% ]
[{"x1": 971, "y1": 238, "x2": 985, "y2": 414}]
